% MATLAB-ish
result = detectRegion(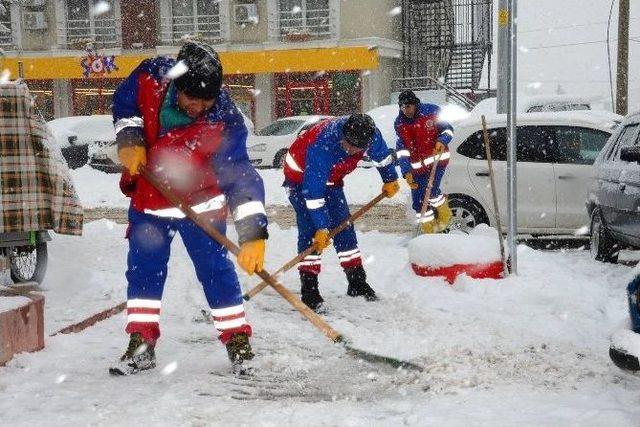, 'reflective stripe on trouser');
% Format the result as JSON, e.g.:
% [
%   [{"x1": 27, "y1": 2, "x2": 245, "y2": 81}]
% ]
[
  {"x1": 287, "y1": 184, "x2": 362, "y2": 275},
  {"x1": 416, "y1": 211, "x2": 435, "y2": 224},
  {"x1": 125, "y1": 208, "x2": 251, "y2": 343},
  {"x1": 410, "y1": 165, "x2": 446, "y2": 213}
]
